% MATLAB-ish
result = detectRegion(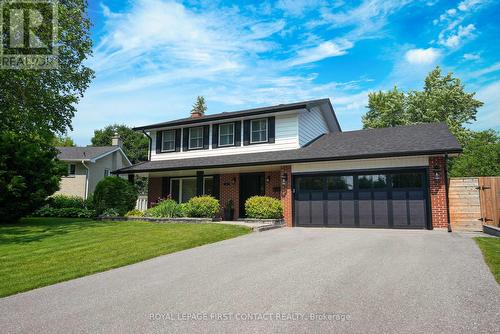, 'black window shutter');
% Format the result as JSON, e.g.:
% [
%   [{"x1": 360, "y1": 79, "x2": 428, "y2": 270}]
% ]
[
  {"x1": 182, "y1": 128, "x2": 189, "y2": 151},
  {"x1": 212, "y1": 175, "x2": 220, "y2": 200},
  {"x1": 156, "y1": 131, "x2": 163, "y2": 154},
  {"x1": 212, "y1": 124, "x2": 219, "y2": 149},
  {"x1": 234, "y1": 121, "x2": 241, "y2": 146},
  {"x1": 268, "y1": 116, "x2": 275, "y2": 143},
  {"x1": 161, "y1": 177, "x2": 170, "y2": 198},
  {"x1": 243, "y1": 120, "x2": 250, "y2": 146},
  {"x1": 203, "y1": 125, "x2": 210, "y2": 149},
  {"x1": 175, "y1": 129, "x2": 181, "y2": 152}
]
